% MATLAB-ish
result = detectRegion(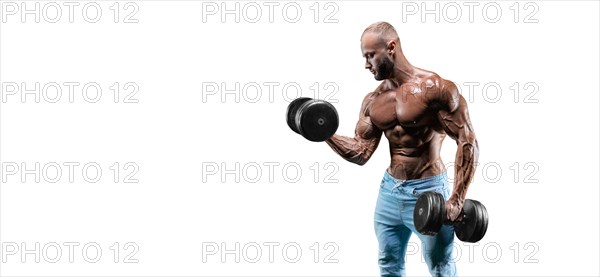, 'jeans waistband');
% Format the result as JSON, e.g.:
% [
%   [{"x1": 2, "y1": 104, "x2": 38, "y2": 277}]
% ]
[{"x1": 382, "y1": 170, "x2": 448, "y2": 189}]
